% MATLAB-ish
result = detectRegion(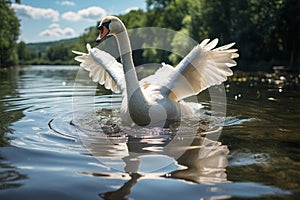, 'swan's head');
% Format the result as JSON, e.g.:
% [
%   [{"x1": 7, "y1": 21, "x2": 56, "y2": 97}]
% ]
[{"x1": 96, "y1": 16, "x2": 124, "y2": 43}]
